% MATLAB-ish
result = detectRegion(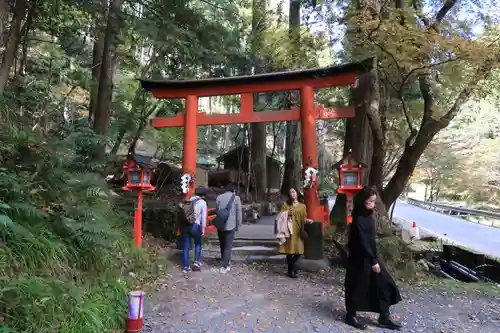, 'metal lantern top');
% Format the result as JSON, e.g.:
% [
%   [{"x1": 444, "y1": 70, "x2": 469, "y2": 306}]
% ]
[
  {"x1": 332, "y1": 149, "x2": 367, "y2": 194},
  {"x1": 122, "y1": 154, "x2": 156, "y2": 191}
]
